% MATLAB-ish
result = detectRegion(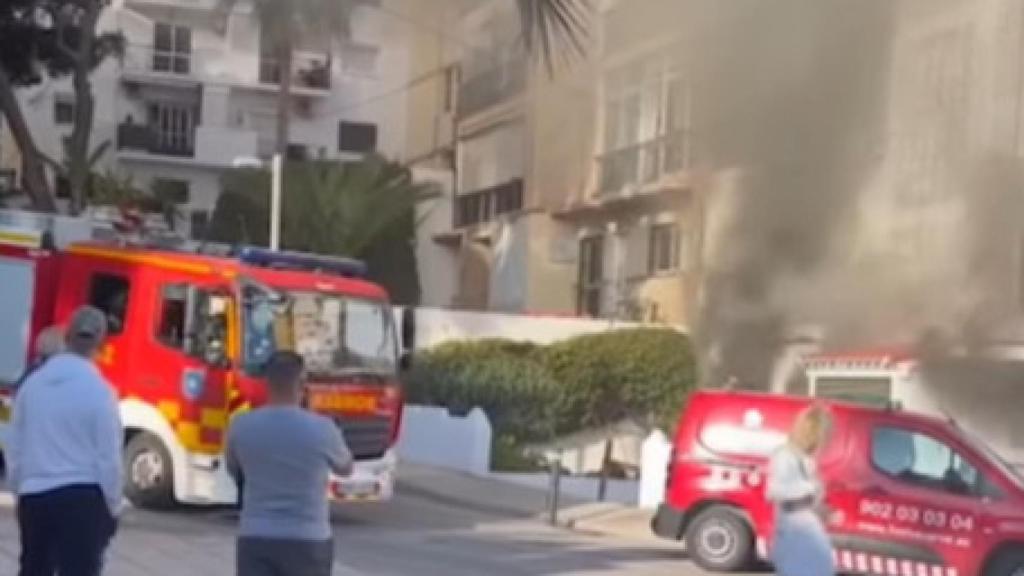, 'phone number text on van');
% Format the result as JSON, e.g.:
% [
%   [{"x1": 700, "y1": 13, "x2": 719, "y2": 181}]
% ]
[{"x1": 859, "y1": 499, "x2": 975, "y2": 532}]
